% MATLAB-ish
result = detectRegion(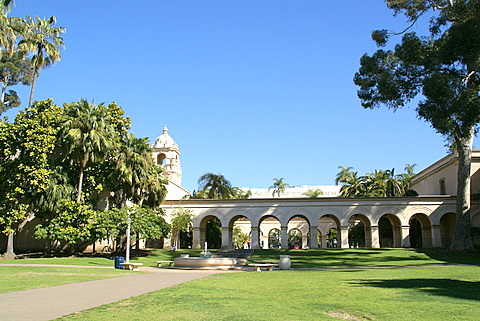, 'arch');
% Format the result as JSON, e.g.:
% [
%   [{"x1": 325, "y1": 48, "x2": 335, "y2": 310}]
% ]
[
  {"x1": 284, "y1": 208, "x2": 313, "y2": 226},
  {"x1": 471, "y1": 211, "x2": 480, "y2": 249},
  {"x1": 198, "y1": 215, "x2": 222, "y2": 249},
  {"x1": 288, "y1": 228, "x2": 302, "y2": 249},
  {"x1": 347, "y1": 214, "x2": 372, "y2": 248},
  {"x1": 317, "y1": 214, "x2": 341, "y2": 248},
  {"x1": 439, "y1": 212, "x2": 456, "y2": 248},
  {"x1": 193, "y1": 209, "x2": 226, "y2": 227},
  {"x1": 409, "y1": 213, "x2": 433, "y2": 248},
  {"x1": 268, "y1": 228, "x2": 281, "y2": 249},
  {"x1": 288, "y1": 215, "x2": 310, "y2": 249},
  {"x1": 157, "y1": 153, "x2": 166, "y2": 165},
  {"x1": 229, "y1": 215, "x2": 252, "y2": 249},
  {"x1": 378, "y1": 214, "x2": 402, "y2": 248},
  {"x1": 259, "y1": 215, "x2": 281, "y2": 249}
]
